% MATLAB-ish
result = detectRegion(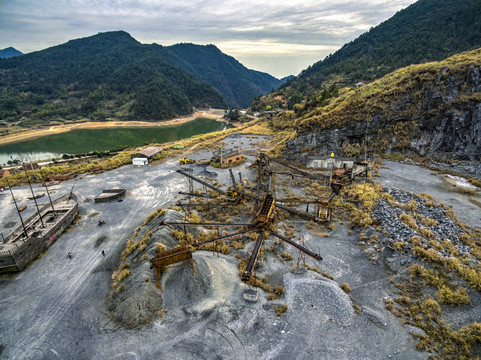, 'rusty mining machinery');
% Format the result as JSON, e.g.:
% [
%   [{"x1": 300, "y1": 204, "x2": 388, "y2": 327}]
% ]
[
  {"x1": 150, "y1": 153, "x2": 370, "y2": 286},
  {"x1": 150, "y1": 164, "x2": 323, "y2": 287},
  {"x1": 256, "y1": 153, "x2": 370, "y2": 222},
  {"x1": 256, "y1": 152, "x2": 337, "y2": 222}
]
